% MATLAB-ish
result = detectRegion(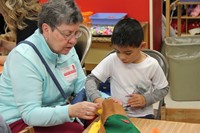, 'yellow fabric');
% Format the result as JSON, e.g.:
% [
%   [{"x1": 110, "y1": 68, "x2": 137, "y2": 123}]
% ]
[
  {"x1": 88, "y1": 109, "x2": 102, "y2": 133},
  {"x1": 97, "y1": 109, "x2": 102, "y2": 115},
  {"x1": 88, "y1": 120, "x2": 101, "y2": 133}
]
